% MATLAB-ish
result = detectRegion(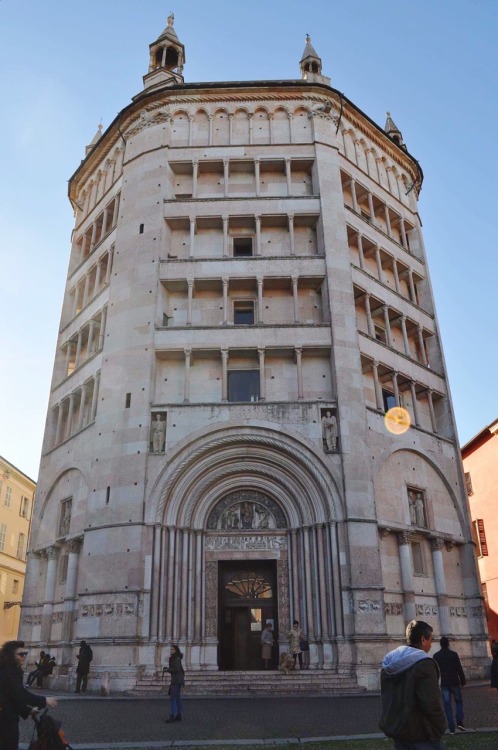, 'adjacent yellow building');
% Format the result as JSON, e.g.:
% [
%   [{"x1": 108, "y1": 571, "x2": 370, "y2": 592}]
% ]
[{"x1": 0, "y1": 456, "x2": 35, "y2": 642}]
